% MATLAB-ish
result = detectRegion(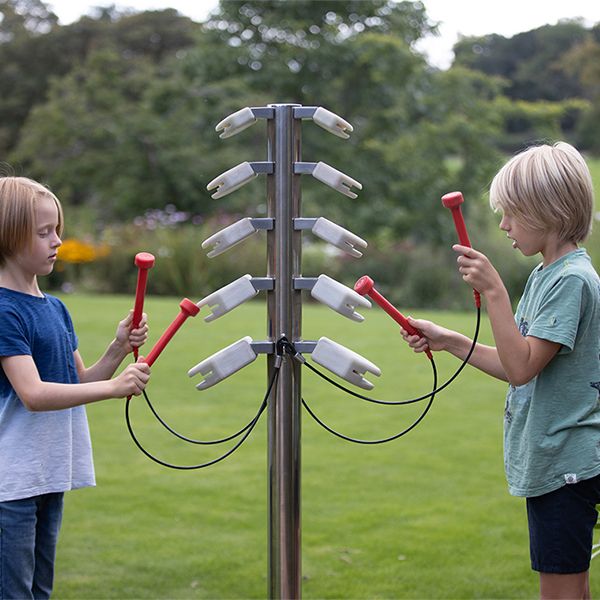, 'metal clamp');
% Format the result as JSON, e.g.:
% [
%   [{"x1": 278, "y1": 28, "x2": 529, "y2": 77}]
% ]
[
  {"x1": 207, "y1": 161, "x2": 274, "y2": 199},
  {"x1": 295, "y1": 162, "x2": 362, "y2": 199},
  {"x1": 309, "y1": 274, "x2": 371, "y2": 322},
  {"x1": 197, "y1": 275, "x2": 258, "y2": 322},
  {"x1": 311, "y1": 337, "x2": 381, "y2": 390},
  {"x1": 202, "y1": 218, "x2": 273, "y2": 257},
  {"x1": 215, "y1": 106, "x2": 275, "y2": 138},
  {"x1": 188, "y1": 336, "x2": 257, "y2": 390},
  {"x1": 295, "y1": 217, "x2": 367, "y2": 257},
  {"x1": 293, "y1": 106, "x2": 353, "y2": 139}
]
